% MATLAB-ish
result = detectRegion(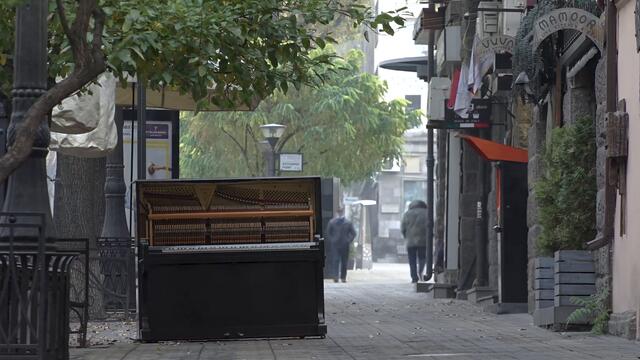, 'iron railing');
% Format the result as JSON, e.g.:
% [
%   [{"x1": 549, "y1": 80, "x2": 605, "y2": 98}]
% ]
[
  {"x1": 96, "y1": 237, "x2": 136, "y2": 317},
  {"x1": 58, "y1": 237, "x2": 136, "y2": 348},
  {"x1": 56, "y1": 238, "x2": 90, "y2": 348},
  {"x1": 0, "y1": 212, "x2": 76, "y2": 360}
]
